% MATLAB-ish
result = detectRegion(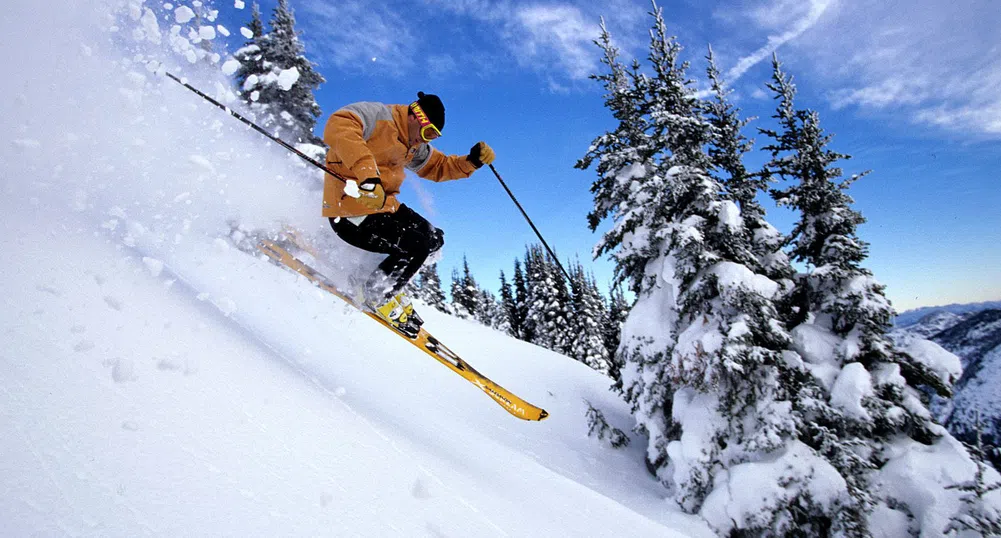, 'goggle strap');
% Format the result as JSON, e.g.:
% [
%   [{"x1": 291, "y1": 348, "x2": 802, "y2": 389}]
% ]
[{"x1": 411, "y1": 102, "x2": 431, "y2": 127}]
